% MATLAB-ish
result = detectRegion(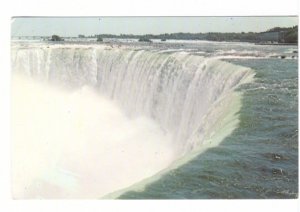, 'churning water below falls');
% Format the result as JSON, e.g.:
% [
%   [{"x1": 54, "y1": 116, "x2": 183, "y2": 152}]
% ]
[{"x1": 11, "y1": 40, "x2": 298, "y2": 199}]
